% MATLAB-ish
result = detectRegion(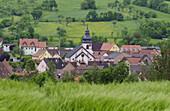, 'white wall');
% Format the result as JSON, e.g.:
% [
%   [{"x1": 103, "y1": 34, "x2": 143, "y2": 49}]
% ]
[
  {"x1": 65, "y1": 47, "x2": 94, "y2": 65},
  {"x1": 37, "y1": 60, "x2": 47, "y2": 73},
  {"x1": 22, "y1": 47, "x2": 45, "y2": 55},
  {"x1": 3, "y1": 45, "x2": 10, "y2": 52}
]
